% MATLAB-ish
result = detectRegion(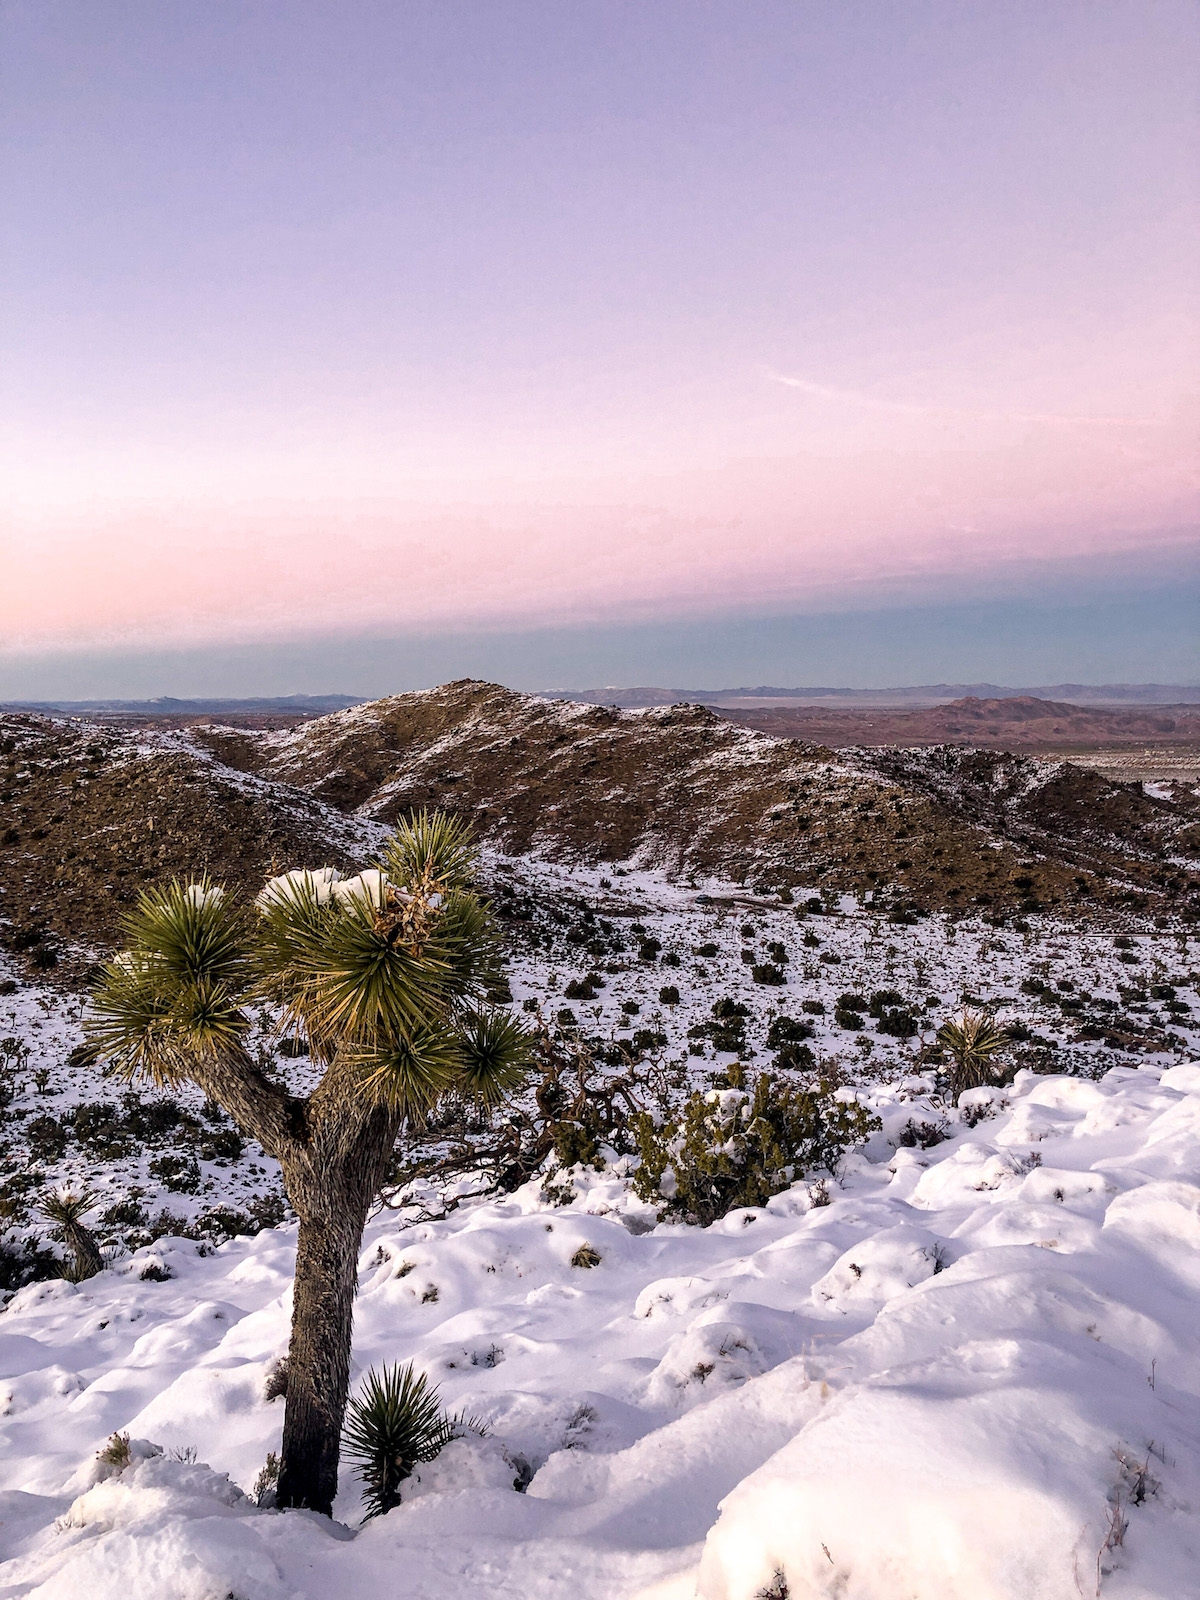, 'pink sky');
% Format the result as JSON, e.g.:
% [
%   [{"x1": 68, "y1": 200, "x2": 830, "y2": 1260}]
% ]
[{"x1": 2, "y1": 3, "x2": 1197, "y2": 671}]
